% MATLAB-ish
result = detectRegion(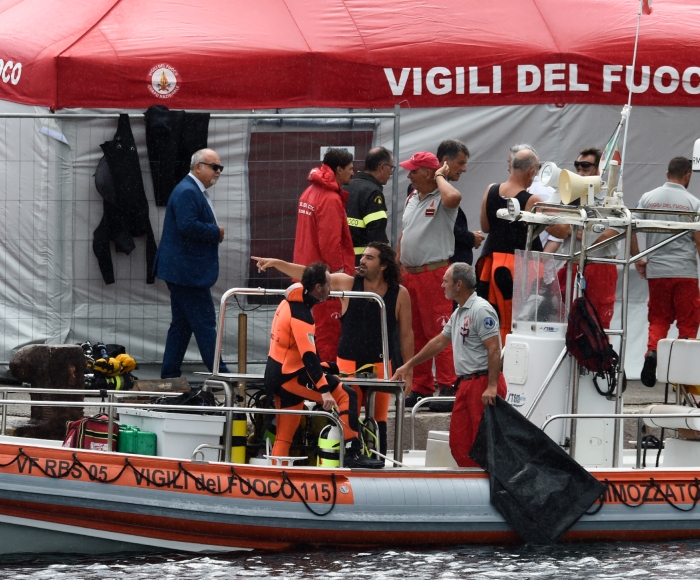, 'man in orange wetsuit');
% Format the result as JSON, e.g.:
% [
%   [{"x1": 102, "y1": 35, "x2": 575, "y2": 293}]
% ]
[
  {"x1": 263, "y1": 262, "x2": 384, "y2": 469},
  {"x1": 255, "y1": 242, "x2": 414, "y2": 463}
]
